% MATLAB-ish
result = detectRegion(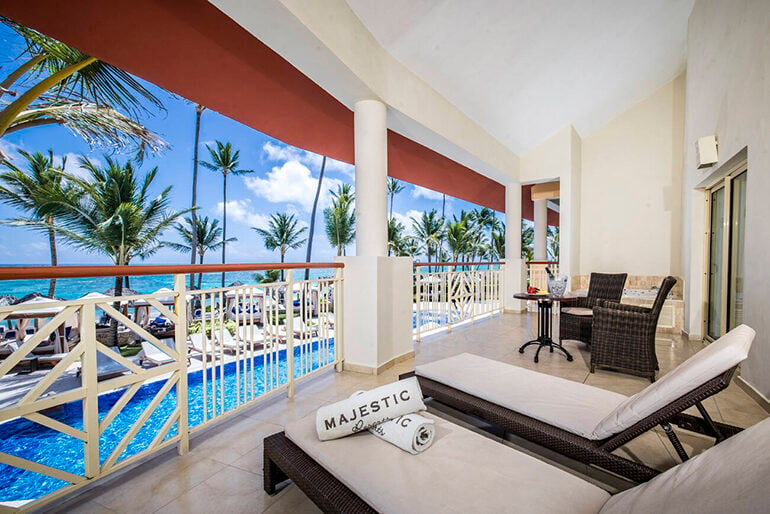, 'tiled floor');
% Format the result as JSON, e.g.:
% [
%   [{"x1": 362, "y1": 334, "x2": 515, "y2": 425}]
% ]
[{"x1": 46, "y1": 312, "x2": 768, "y2": 513}]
